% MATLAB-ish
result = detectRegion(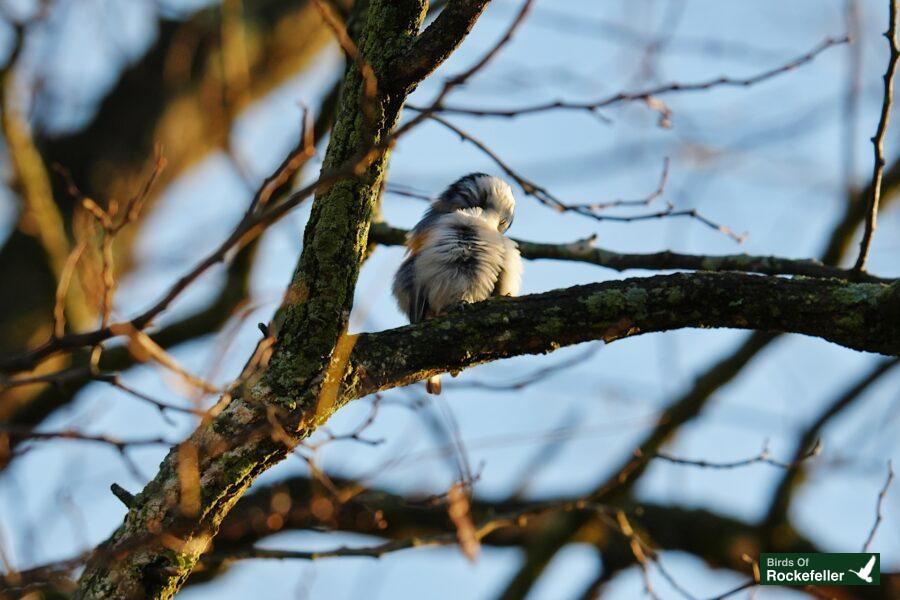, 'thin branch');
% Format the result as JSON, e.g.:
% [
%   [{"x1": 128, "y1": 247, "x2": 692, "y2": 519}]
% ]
[
  {"x1": 418, "y1": 113, "x2": 747, "y2": 241},
  {"x1": 519, "y1": 5, "x2": 785, "y2": 62},
  {"x1": 704, "y1": 581, "x2": 756, "y2": 600},
  {"x1": 653, "y1": 440, "x2": 822, "y2": 470},
  {"x1": 764, "y1": 357, "x2": 900, "y2": 527},
  {"x1": 0, "y1": 425, "x2": 168, "y2": 450},
  {"x1": 386, "y1": 0, "x2": 536, "y2": 141},
  {"x1": 862, "y1": 460, "x2": 894, "y2": 551},
  {"x1": 443, "y1": 0, "x2": 533, "y2": 87},
  {"x1": 854, "y1": 0, "x2": 899, "y2": 272},
  {"x1": 304, "y1": 396, "x2": 385, "y2": 450},
  {"x1": 367, "y1": 222, "x2": 893, "y2": 283},
  {"x1": 0, "y1": 2, "x2": 537, "y2": 377},
  {"x1": 446, "y1": 343, "x2": 601, "y2": 391},
  {"x1": 568, "y1": 157, "x2": 670, "y2": 211},
  {"x1": 0, "y1": 424, "x2": 168, "y2": 476},
  {"x1": 419, "y1": 36, "x2": 848, "y2": 119}
]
